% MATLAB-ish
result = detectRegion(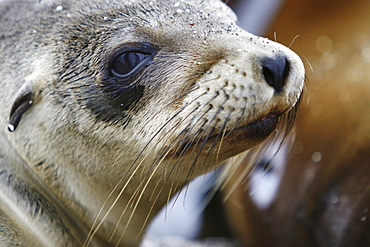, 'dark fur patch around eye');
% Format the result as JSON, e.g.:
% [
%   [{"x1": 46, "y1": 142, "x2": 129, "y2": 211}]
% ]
[
  {"x1": 100, "y1": 43, "x2": 157, "y2": 110},
  {"x1": 100, "y1": 83, "x2": 145, "y2": 110}
]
